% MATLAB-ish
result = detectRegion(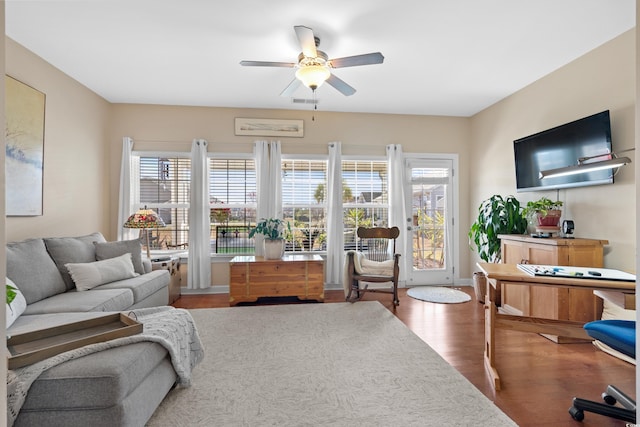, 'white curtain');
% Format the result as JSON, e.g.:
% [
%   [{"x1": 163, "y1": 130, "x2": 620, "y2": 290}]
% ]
[
  {"x1": 254, "y1": 141, "x2": 282, "y2": 256},
  {"x1": 117, "y1": 137, "x2": 138, "y2": 241},
  {"x1": 387, "y1": 144, "x2": 407, "y2": 280},
  {"x1": 325, "y1": 142, "x2": 344, "y2": 285},
  {"x1": 188, "y1": 139, "x2": 211, "y2": 289}
]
